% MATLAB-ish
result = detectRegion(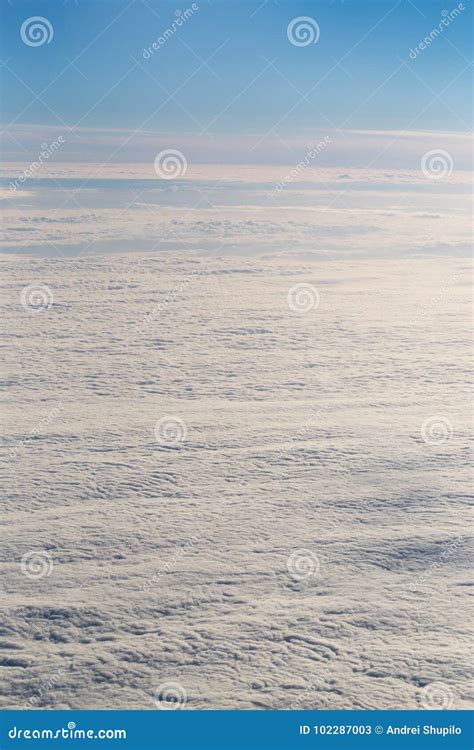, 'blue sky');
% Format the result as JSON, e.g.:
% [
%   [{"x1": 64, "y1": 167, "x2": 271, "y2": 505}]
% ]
[
  {"x1": 0, "y1": 1, "x2": 471, "y2": 257},
  {"x1": 1, "y1": 0, "x2": 472, "y2": 142}
]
